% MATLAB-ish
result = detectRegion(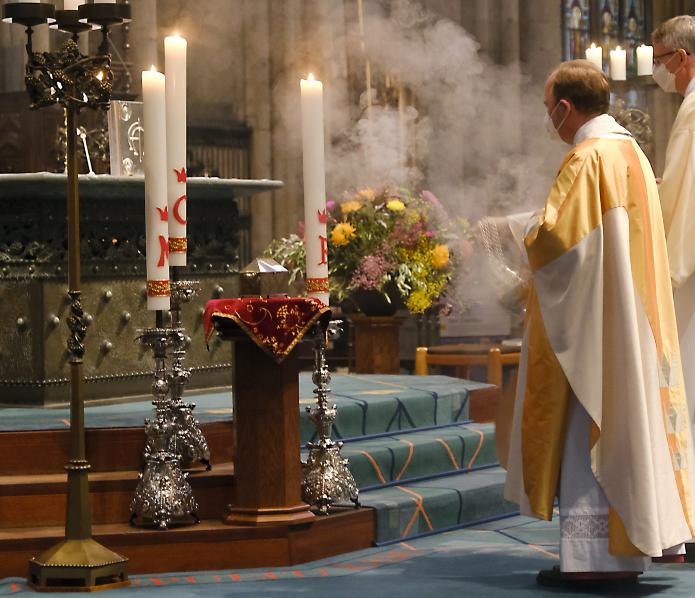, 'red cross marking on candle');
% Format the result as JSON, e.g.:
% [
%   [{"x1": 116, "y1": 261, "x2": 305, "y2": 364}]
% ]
[
  {"x1": 157, "y1": 234, "x2": 169, "y2": 267},
  {"x1": 317, "y1": 209, "x2": 327, "y2": 224},
  {"x1": 318, "y1": 235, "x2": 328, "y2": 266},
  {"x1": 175, "y1": 167, "x2": 187, "y2": 183},
  {"x1": 157, "y1": 206, "x2": 168, "y2": 221},
  {"x1": 173, "y1": 194, "x2": 187, "y2": 224}
]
